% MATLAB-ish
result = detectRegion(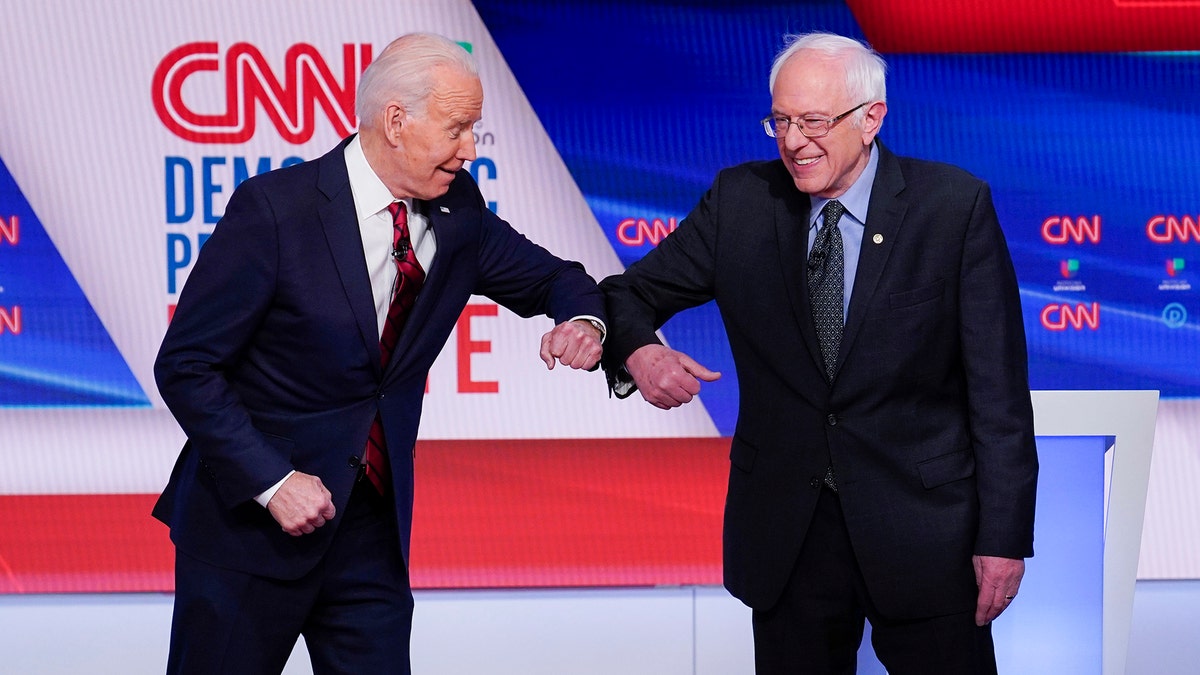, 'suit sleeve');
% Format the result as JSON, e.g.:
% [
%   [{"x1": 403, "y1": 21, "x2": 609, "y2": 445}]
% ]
[
  {"x1": 958, "y1": 181, "x2": 1039, "y2": 558},
  {"x1": 470, "y1": 187, "x2": 606, "y2": 325},
  {"x1": 154, "y1": 180, "x2": 294, "y2": 507},
  {"x1": 598, "y1": 173, "x2": 723, "y2": 388}
]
